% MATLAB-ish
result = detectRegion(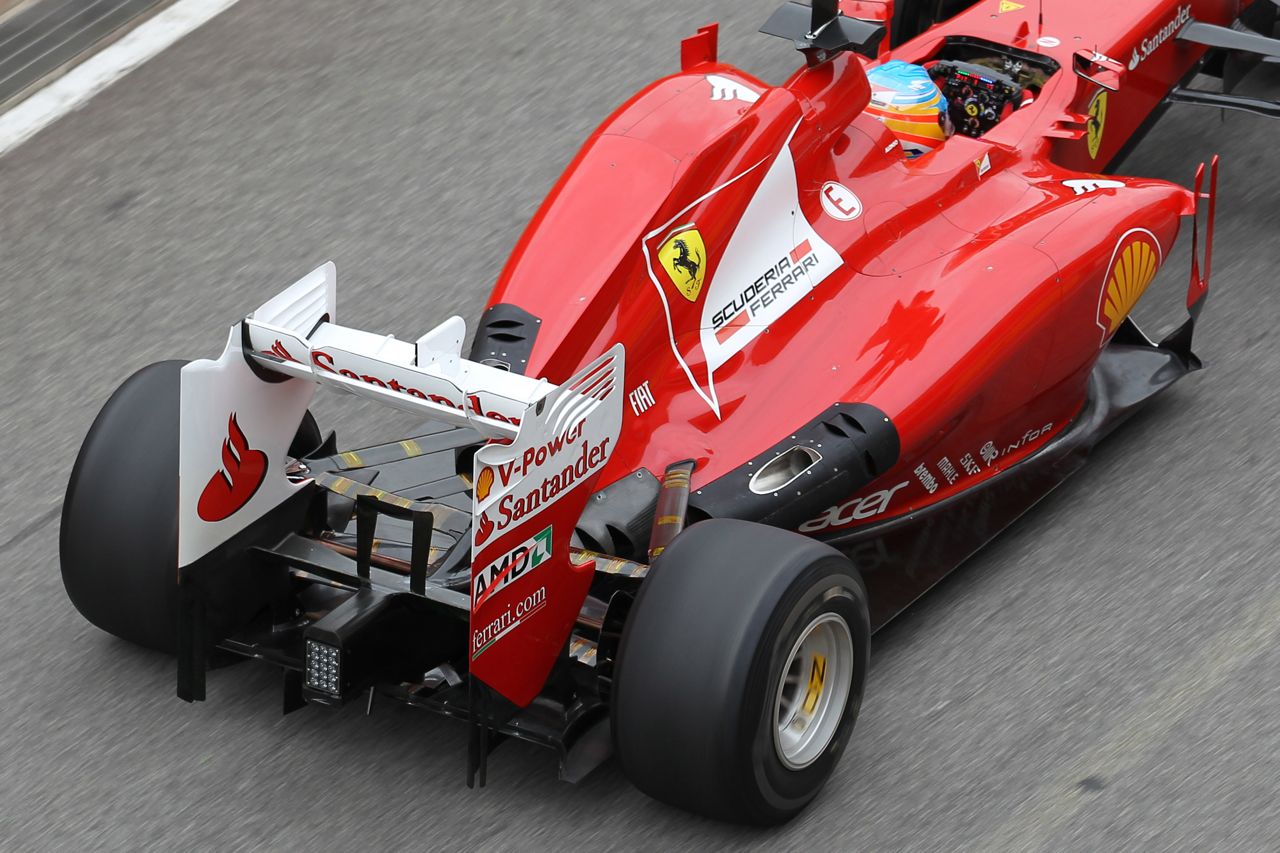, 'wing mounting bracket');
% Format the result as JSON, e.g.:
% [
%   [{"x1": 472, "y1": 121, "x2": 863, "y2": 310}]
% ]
[{"x1": 760, "y1": 1, "x2": 885, "y2": 63}]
